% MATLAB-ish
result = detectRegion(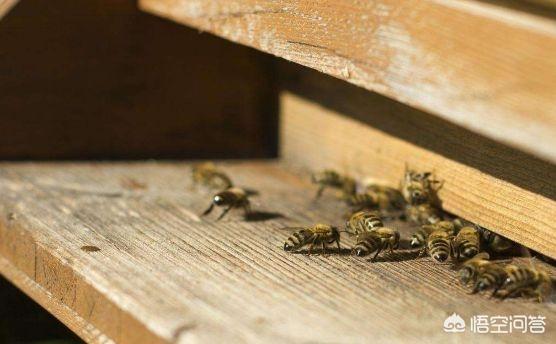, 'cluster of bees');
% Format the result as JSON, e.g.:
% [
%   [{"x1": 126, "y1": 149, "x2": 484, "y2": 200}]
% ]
[{"x1": 191, "y1": 162, "x2": 554, "y2": 302}]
